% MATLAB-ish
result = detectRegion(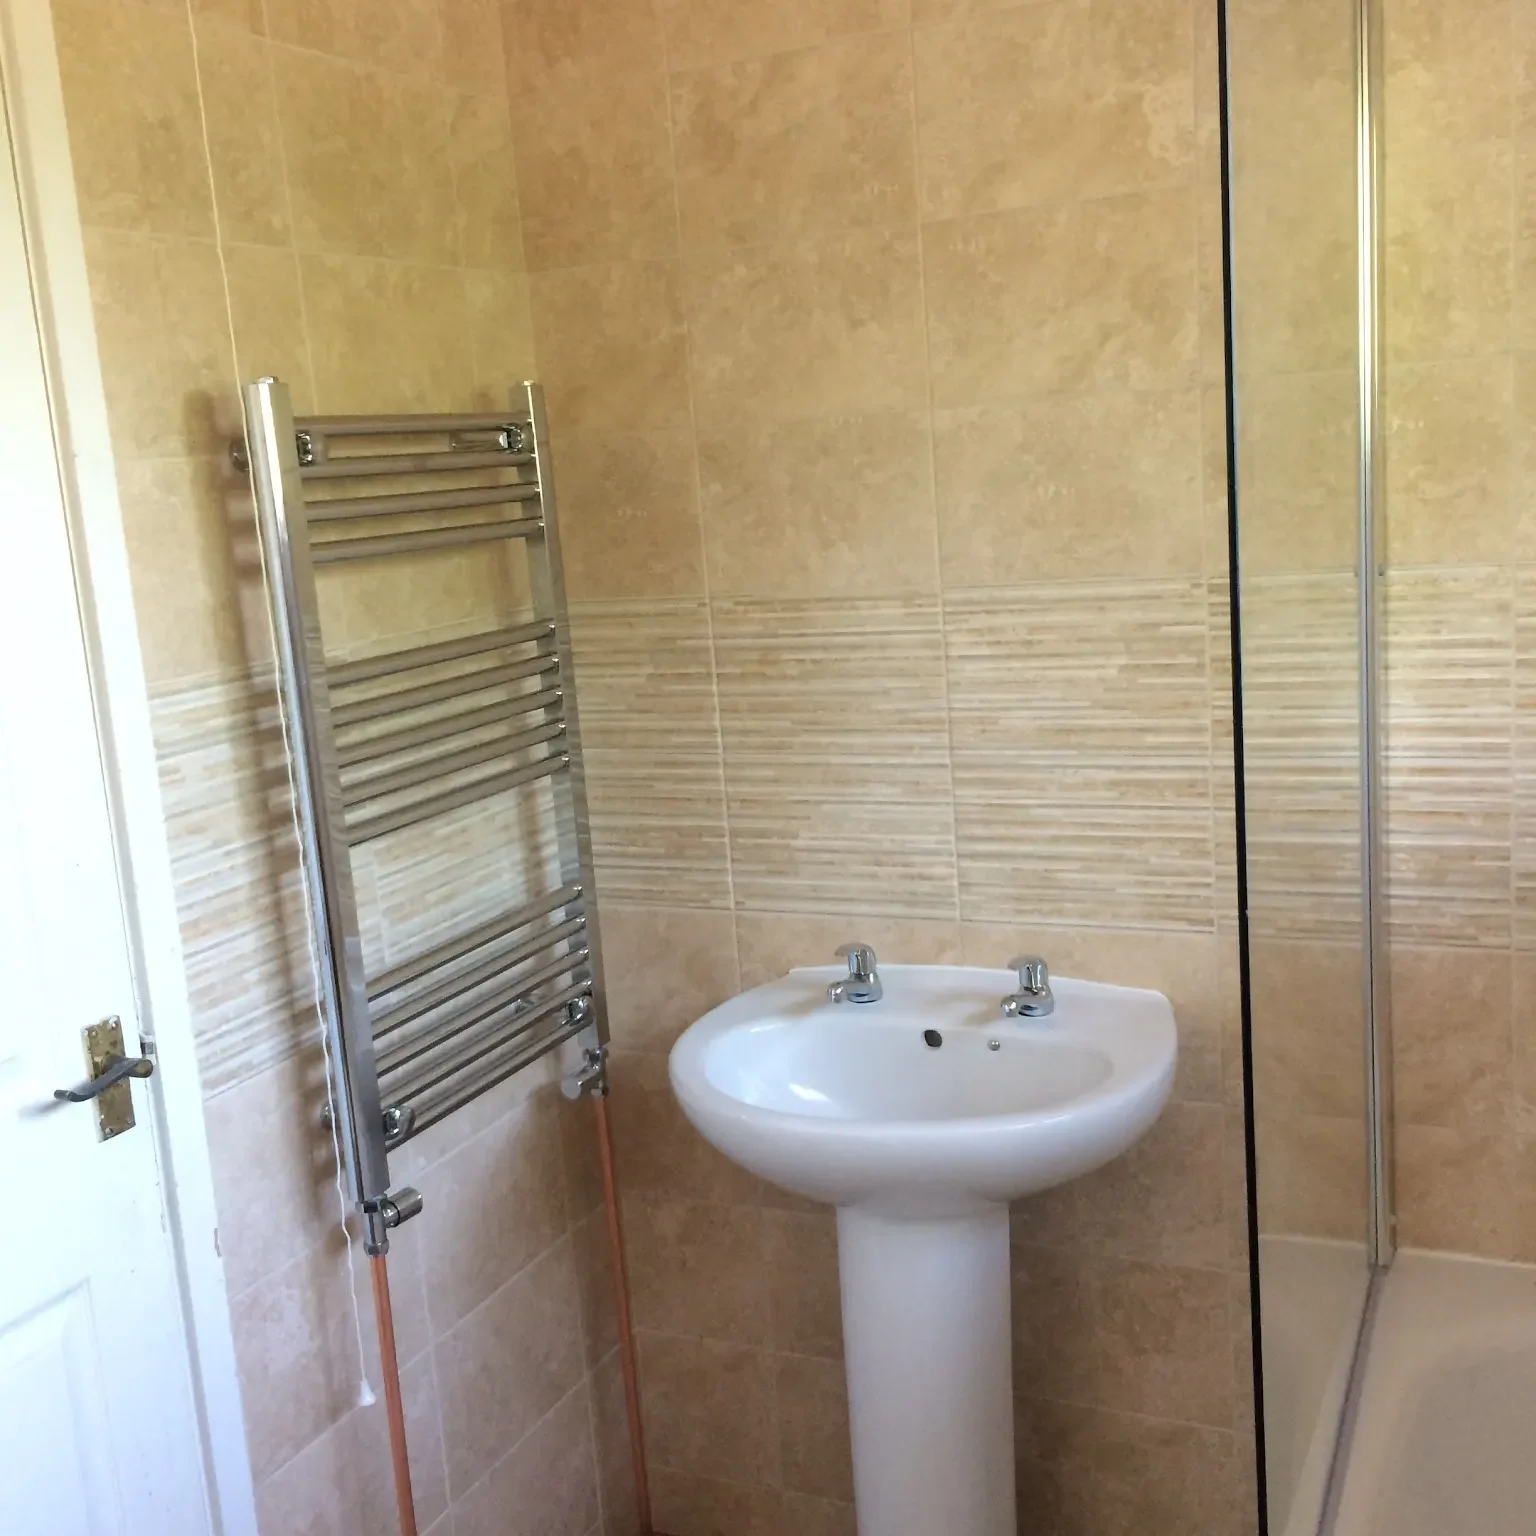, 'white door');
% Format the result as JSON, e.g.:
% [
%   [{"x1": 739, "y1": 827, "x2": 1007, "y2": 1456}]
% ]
[{"x1": 0, "y1": 63, "x2": 214, "y2": 1536}]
